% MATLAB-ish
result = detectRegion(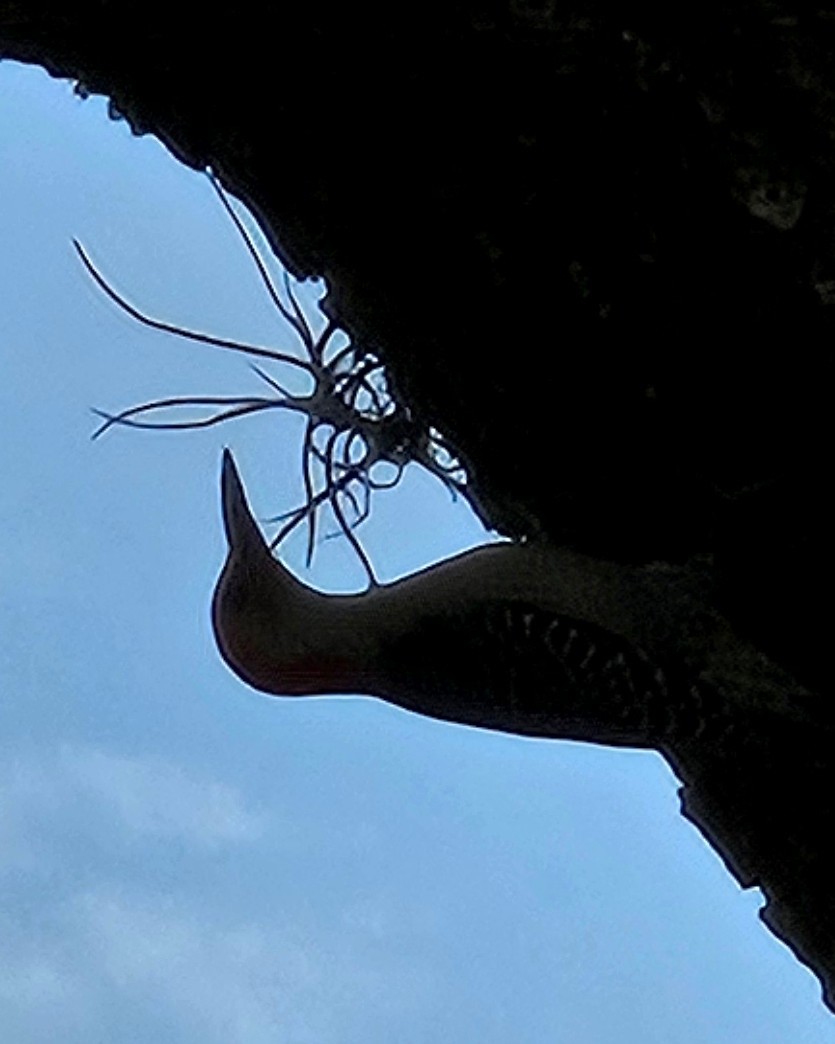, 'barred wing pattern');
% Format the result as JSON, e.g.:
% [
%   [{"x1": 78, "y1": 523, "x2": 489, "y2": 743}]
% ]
[{"x1": 379, "y1": 600, "x2": 726, "y2": 750}]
